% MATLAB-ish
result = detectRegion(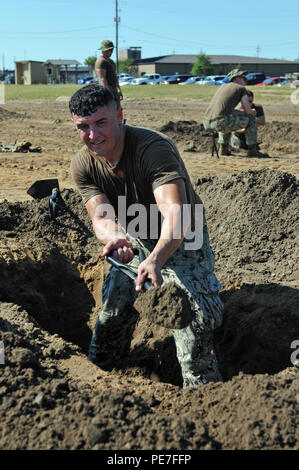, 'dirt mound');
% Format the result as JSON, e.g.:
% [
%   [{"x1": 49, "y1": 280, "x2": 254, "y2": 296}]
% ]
[
  {"x1": 160, "y1": 120, "x2": 299, "y2": 154},
  {"x1": 0, "y1": 106, "x2": 23, "y2": 121},
  {"x1": 259, "y1": 120, "x2": 299, "y2": 153},
  {"x1": 0, "y1": 169, "x2": 298, "y2": 450},
  {"x1": 196, "y1": 168, "x2": 298, "y2": 285},
  {"x1": 160, "y1": 120, "x2": 211, "y2": 153},
  {"x1": 0, "y1": 302, "x2": 297, "y2": 450}
]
